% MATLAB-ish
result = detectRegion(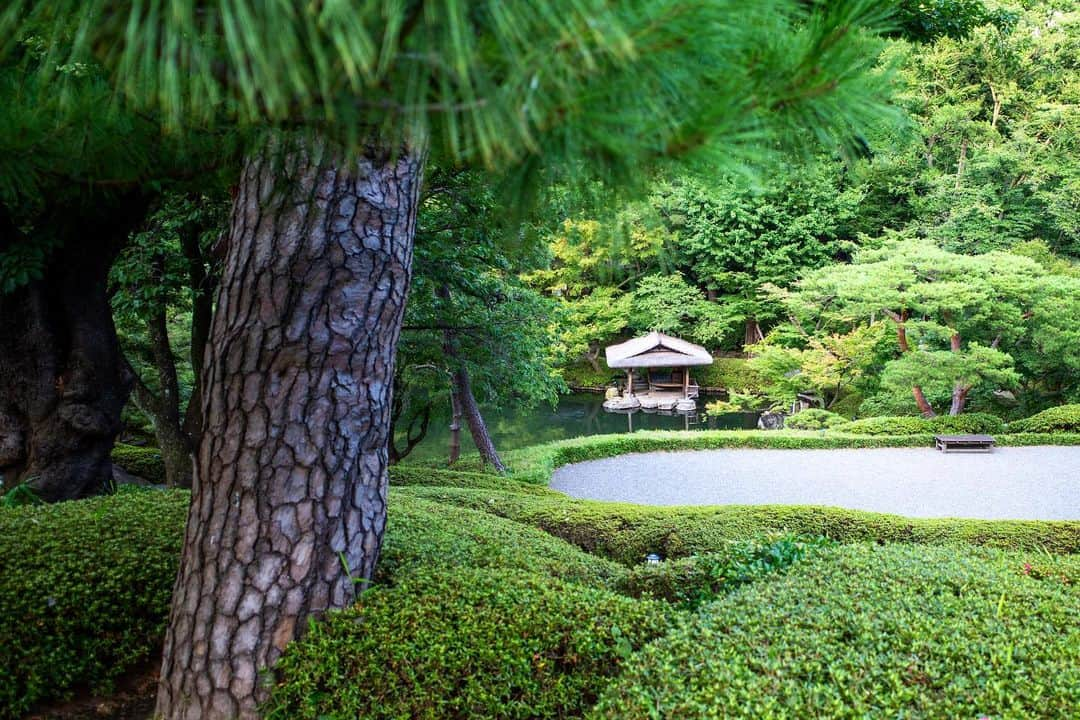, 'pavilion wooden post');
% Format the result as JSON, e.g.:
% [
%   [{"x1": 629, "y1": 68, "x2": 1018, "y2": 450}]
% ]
[
  {"x1": 626, "y1": 369, "x2": 634, "y2": 396},
  {"x1": 683, "y1": 370, "x2": 689, "y2": 399}
]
